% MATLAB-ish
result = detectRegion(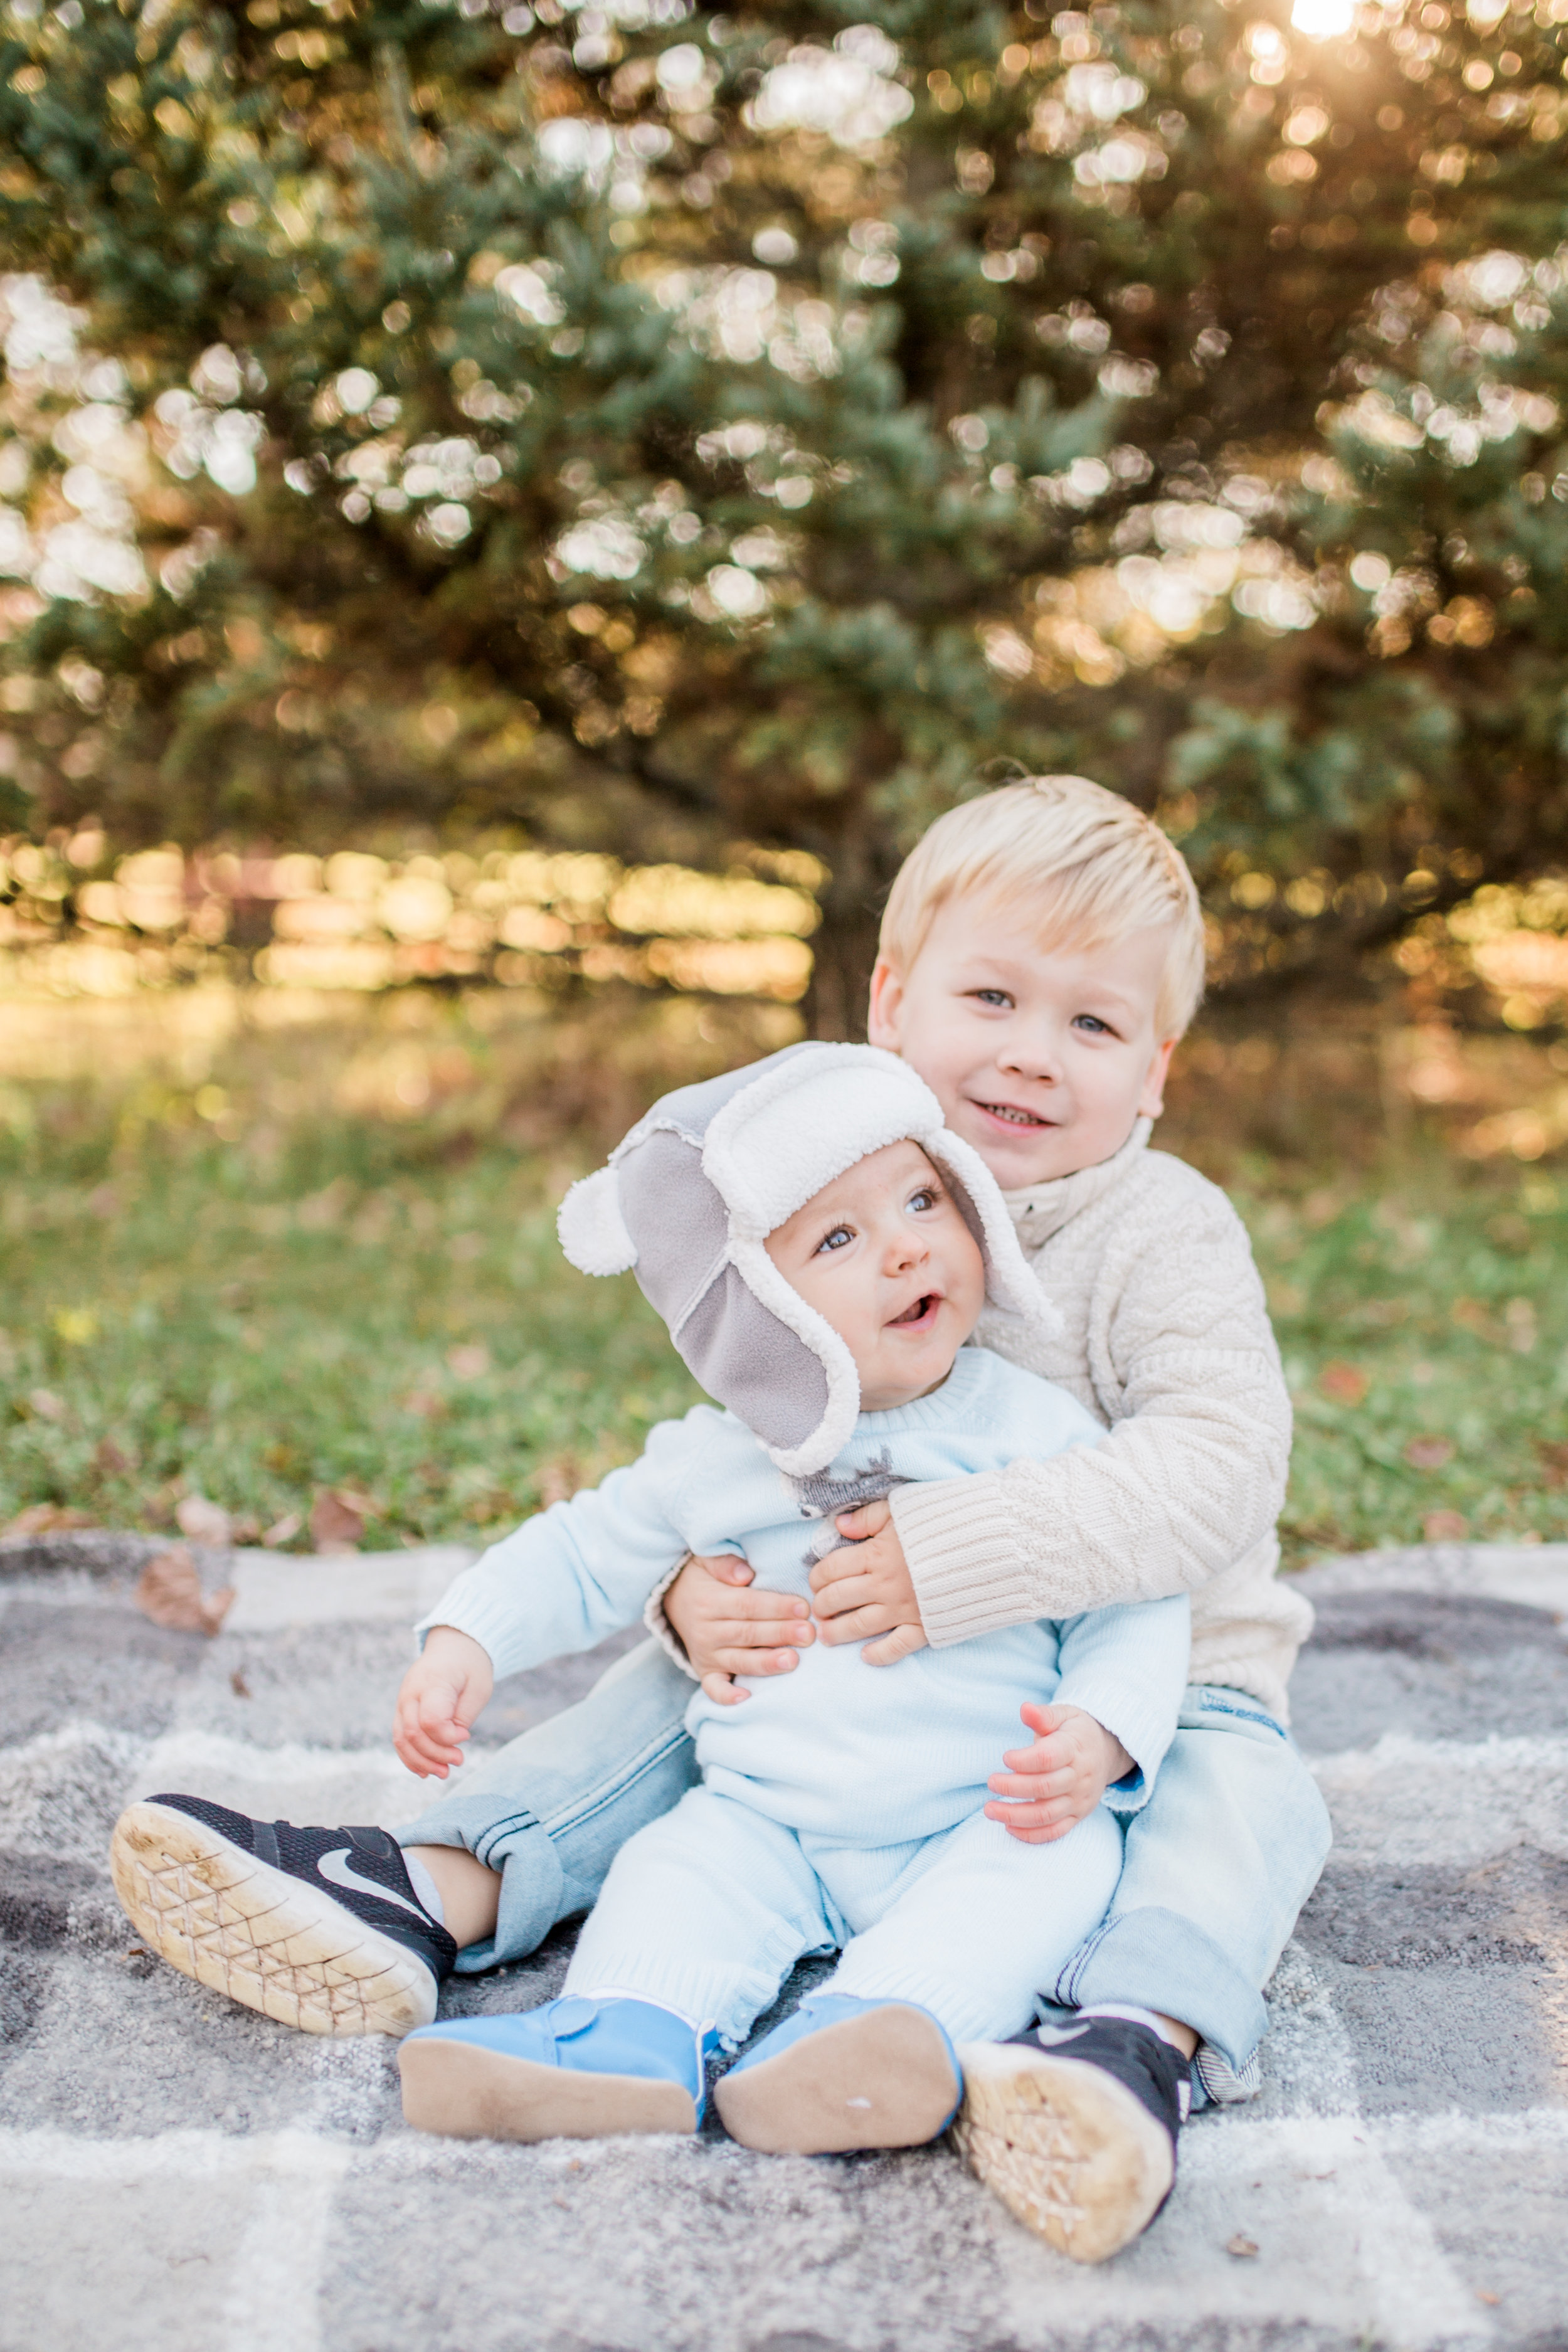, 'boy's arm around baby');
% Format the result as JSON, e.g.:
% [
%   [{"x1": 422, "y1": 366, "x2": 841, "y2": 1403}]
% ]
[
  {"x1": 888, "y1": 1163, "x2": 1291, "y2": 1640},
  {"x1": 413, "y1": 1408, "x2": 721, "y2": 1681}
]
